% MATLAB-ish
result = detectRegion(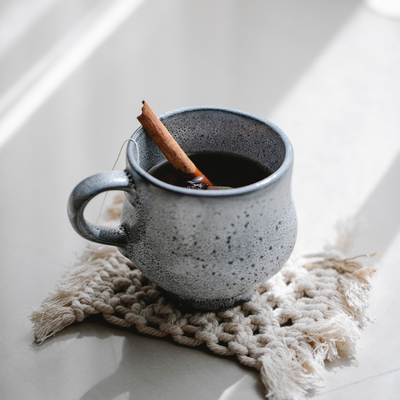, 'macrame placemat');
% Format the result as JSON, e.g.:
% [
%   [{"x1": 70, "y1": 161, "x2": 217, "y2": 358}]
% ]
[{"x1": 31, "y1": 194, "x2": 376, "y2": 399}]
